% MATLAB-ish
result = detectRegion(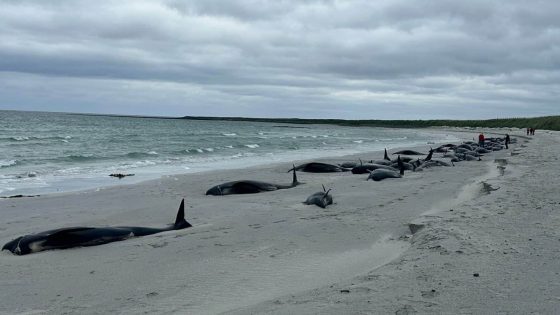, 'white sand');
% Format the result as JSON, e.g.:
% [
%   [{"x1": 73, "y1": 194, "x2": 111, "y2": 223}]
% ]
[{"x1": 1, "y1": 128, "x2": 558, "y2": 314}]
